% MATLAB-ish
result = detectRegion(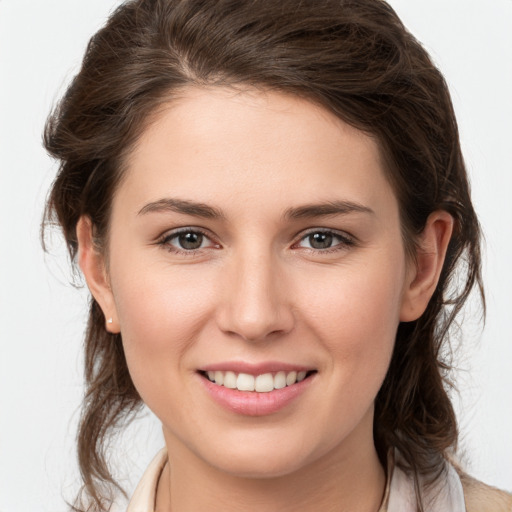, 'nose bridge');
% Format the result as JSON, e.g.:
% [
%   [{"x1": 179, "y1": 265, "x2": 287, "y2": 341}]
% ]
[{"x1": 217, "y1": 244, "x2": 293, "y2": 341}]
